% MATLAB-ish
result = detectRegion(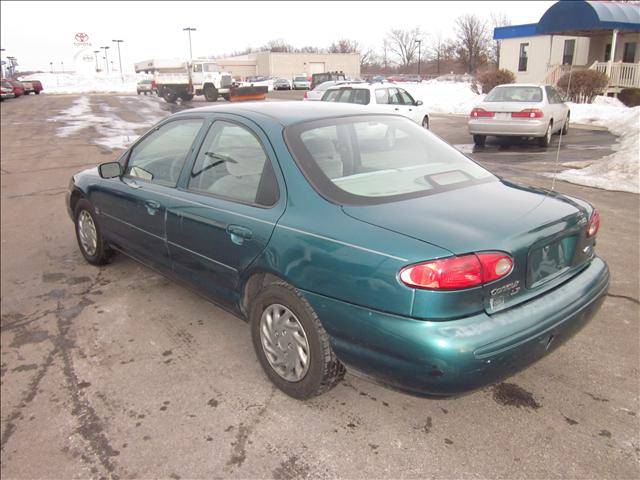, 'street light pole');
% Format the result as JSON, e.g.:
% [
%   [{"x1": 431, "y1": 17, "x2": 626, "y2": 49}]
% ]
[
  {"x1": 183, "y1": 27, "x2": 196, "y2": 61},
  {"x1": 101, "y1": 46, "x2": 110, "y2": 74},
  {"x1": 416, "y1": 39, "x2": 422, "y2": 78},
  {"x1": 50, "y1": 61, "x2": 53, "y2": 73},
  {"x1": 112, "y1": 39, "x2": 124, "y2": 82},
  {"x1": 93, "y1": 50, "x2": 100, "y2": 72},
  {"x1": 61, "y1": 61, "x2": 64, "y2": 74},
  {"x1": 0, "y1": 48, "x2": 5, "y2": 78}
]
